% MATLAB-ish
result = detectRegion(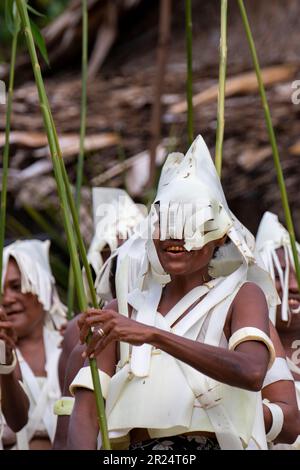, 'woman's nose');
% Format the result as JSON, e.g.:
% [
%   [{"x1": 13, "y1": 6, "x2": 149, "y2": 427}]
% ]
[
  {"x1": 1, "y1": 289, "x2": 15, "y2": 306},
  {"x1": 289, "y1": 269, "x2": 299, "y2": 293}
]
